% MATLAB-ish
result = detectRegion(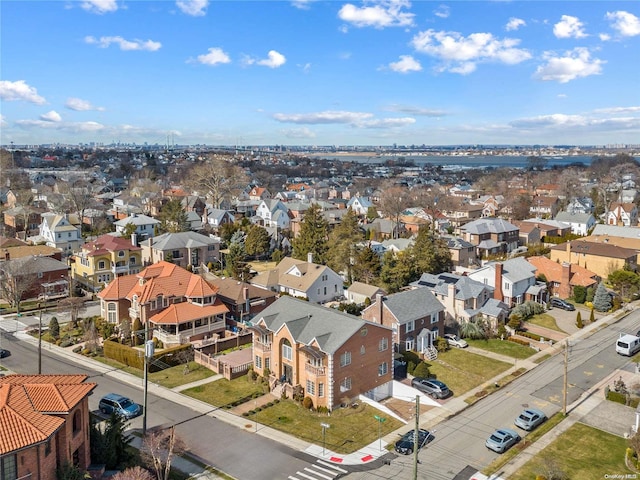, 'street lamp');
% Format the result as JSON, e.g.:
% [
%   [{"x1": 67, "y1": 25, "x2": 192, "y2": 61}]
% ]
[
  {"x1": 374, "y1": 415, "x2": 386, "y2": 451},
  {"x1": 321, "y1": 422, "x2": 330, "y2": 456}
]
